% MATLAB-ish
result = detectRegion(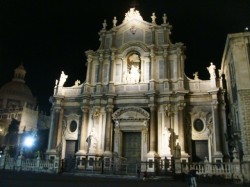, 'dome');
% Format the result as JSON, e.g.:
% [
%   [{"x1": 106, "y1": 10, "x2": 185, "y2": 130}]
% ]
[{"x1": 0, "y1": 65, "x2": 36, "y2": 108}]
